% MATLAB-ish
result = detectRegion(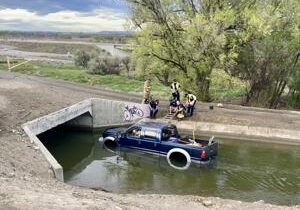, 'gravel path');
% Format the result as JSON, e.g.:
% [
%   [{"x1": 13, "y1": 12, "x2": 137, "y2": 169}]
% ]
[{"x1": 0, "y1": 39, "x2": 130, "y2": 62}]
